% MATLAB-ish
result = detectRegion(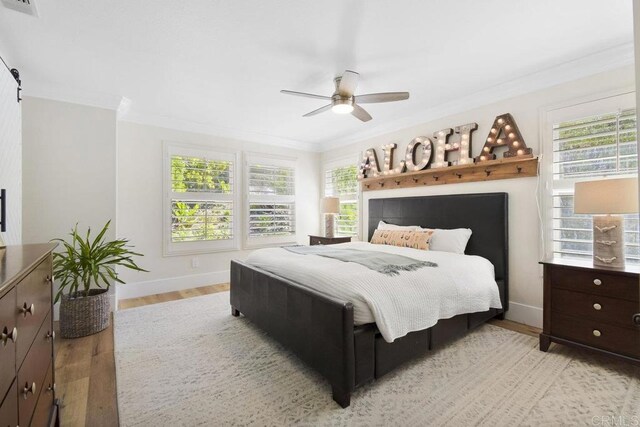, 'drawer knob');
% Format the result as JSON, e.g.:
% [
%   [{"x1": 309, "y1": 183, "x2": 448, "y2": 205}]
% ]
[
  {"x1": 45, "y1": 275, "x2": 52, "y2": 284},
  {"x1": 45, "y1": 330, "x2": 55, "y2": 341},
  {"x1": 20, "y1": 302, "x2": 35, "y2": 317},
  {"x1": 593, "y1": 329, "x2": 602, "y2": 337},
  {"x1": 1, "y1": 327, "x2": 17, "y2": 345},
  {"x1": 22, "y1": 382, "x2": 36, "y2": 399},
  {"x1": 47, "y1": 383, "x2": 56, "y2": 392},
  {"x1": 593, "y1": 279, "x2": 602, "y2": 286},
  {"x1": 593, "y1": 303, "x2": 602, "y2": 311},
  {"x1": 633, "y1": 313, "x2": 640, "y2": 326}
]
